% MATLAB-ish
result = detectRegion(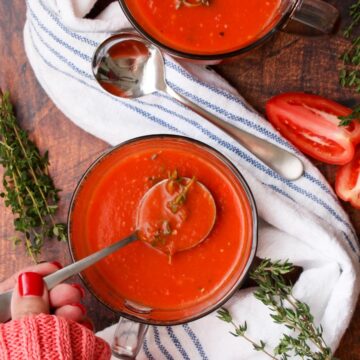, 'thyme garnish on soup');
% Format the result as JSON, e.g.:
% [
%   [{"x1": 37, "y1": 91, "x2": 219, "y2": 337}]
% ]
[
  {"x1": 168, "y1": 175, "x2": 196, "y2": 214},
  {"x1": 146, "y1": 170, "x2": 197, "y2": 264}
]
